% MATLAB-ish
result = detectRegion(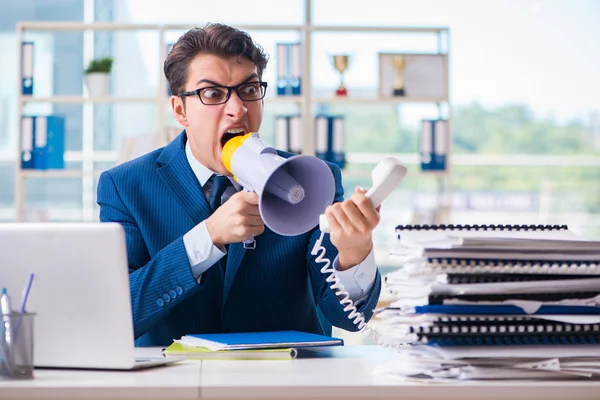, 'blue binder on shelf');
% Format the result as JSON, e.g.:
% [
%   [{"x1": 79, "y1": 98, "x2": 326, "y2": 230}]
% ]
[
  {"x1": 31, "y1": 115, "x2": 65, "y2": 170},
  {"x1": 420, "y1": 119, "x2": 448, "y2": 173},
  {"x1": 21, "y1": 41, "x2": 34, "y2": 95}
]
